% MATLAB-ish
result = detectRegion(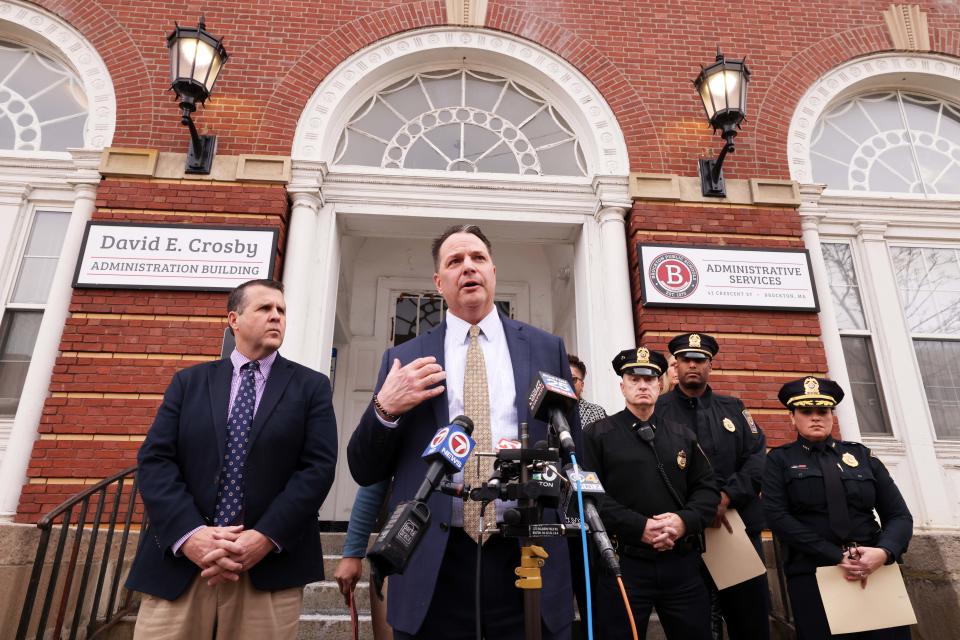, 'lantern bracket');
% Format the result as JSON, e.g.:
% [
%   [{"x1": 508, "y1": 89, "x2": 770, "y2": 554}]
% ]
[
  {"x1": 179, "y1": 98, "x2": 216, "y2": 174},
  {"x1": 699, "y1": 125, "x2": 737, "y2": 198}
]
